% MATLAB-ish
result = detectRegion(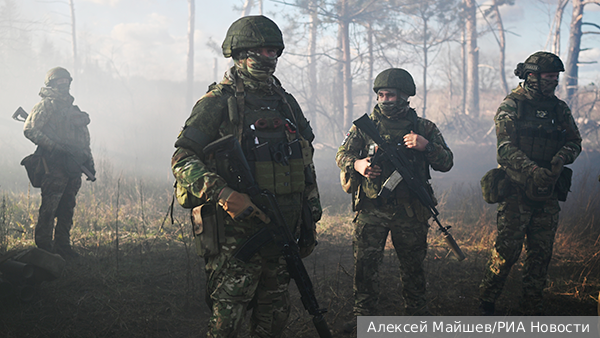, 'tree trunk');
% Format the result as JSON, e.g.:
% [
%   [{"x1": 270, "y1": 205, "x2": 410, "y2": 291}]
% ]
[
  {"x1": 464, "y1": 0, "x2": 479, "y2": 117},
  {"x1": 366, "y1": 22, "x2": 374, "y2": 114},
  {"x1": 242, "y1": 0, "x2": 254, "y2": 16},
  {"x1": 551, "y1": 0, "x2": 569, "y2": 55},
  {"x1": 340, "y1": 0, "x2": 353, "y2": 131},
  {"x1": 422, "y1": 17, "x2": 428, "y2": 119},
  {"x1": 186, "y1": 0, "x2": 195, "y2": 112},
  {"x1": 69, "y1": 0, "x2": 77, "y2": 78},
  {"x1": 565, "y1": 0, "x2": 584, "y2": 103},
  {"x1": 308, "y1": 0, "x2": 319, "y2": 132},
  {"x1": 493, "y1": 1, "x2": 508, "y2": 95},
  {"x1": 461, "y1": 25, "x2": 466, "y2": 114}
]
